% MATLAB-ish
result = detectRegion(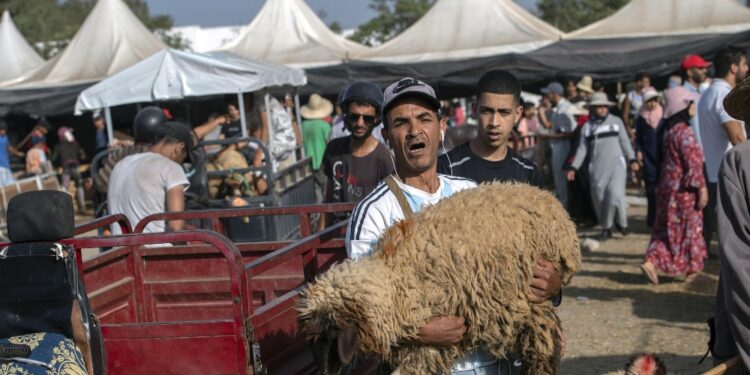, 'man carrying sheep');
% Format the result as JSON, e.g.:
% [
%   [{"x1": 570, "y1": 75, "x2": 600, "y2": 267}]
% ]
[{"x1": 346, "y1": 77, "x2": 562, "y2": 374}]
